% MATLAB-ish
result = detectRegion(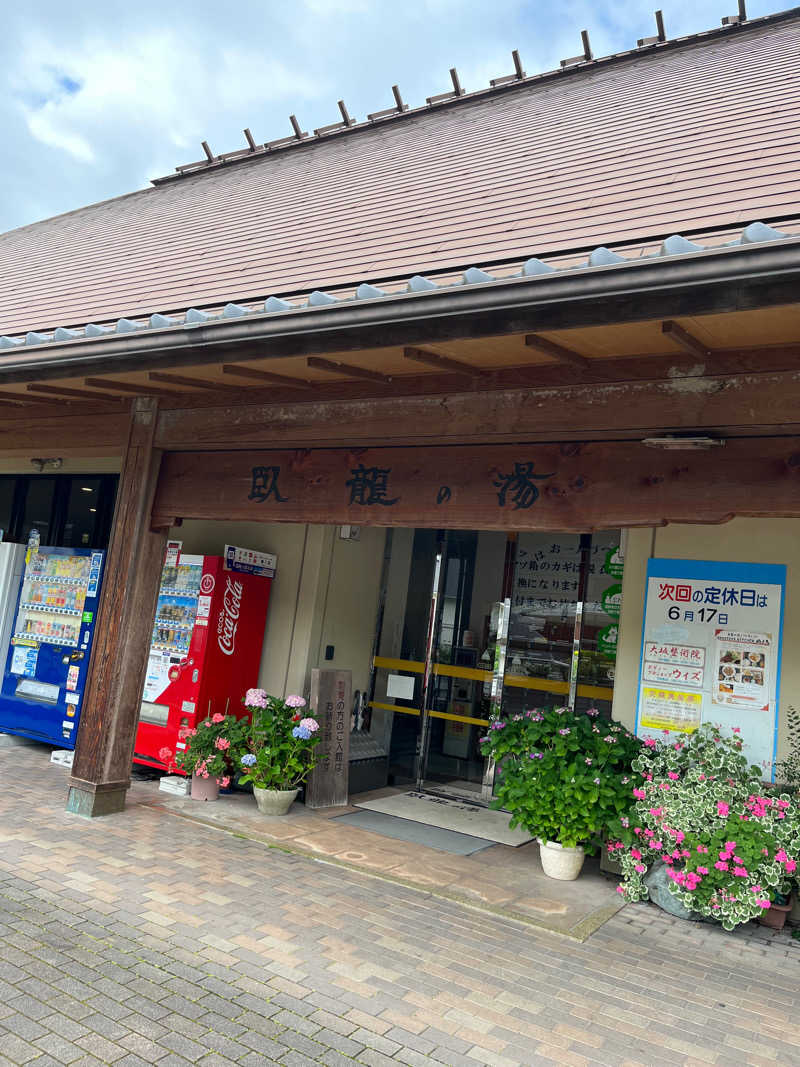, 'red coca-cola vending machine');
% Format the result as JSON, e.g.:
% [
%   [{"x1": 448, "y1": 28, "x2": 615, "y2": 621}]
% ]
[{"x1": 134, "y1": 546, "x2": 275, "y2": 769}]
